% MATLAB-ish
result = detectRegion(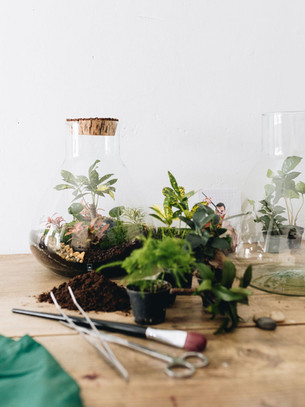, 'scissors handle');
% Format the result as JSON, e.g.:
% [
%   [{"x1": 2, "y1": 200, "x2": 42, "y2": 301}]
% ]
[
  {"x1": 180, "y1": 352, "x2": 209, "y2": 368},
  {"x1": 165, "y1": 352, "x2": 209, "y2": 378},
  {"x1": 165, "y1": 359, "x2": 196, "y2": 378}
]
